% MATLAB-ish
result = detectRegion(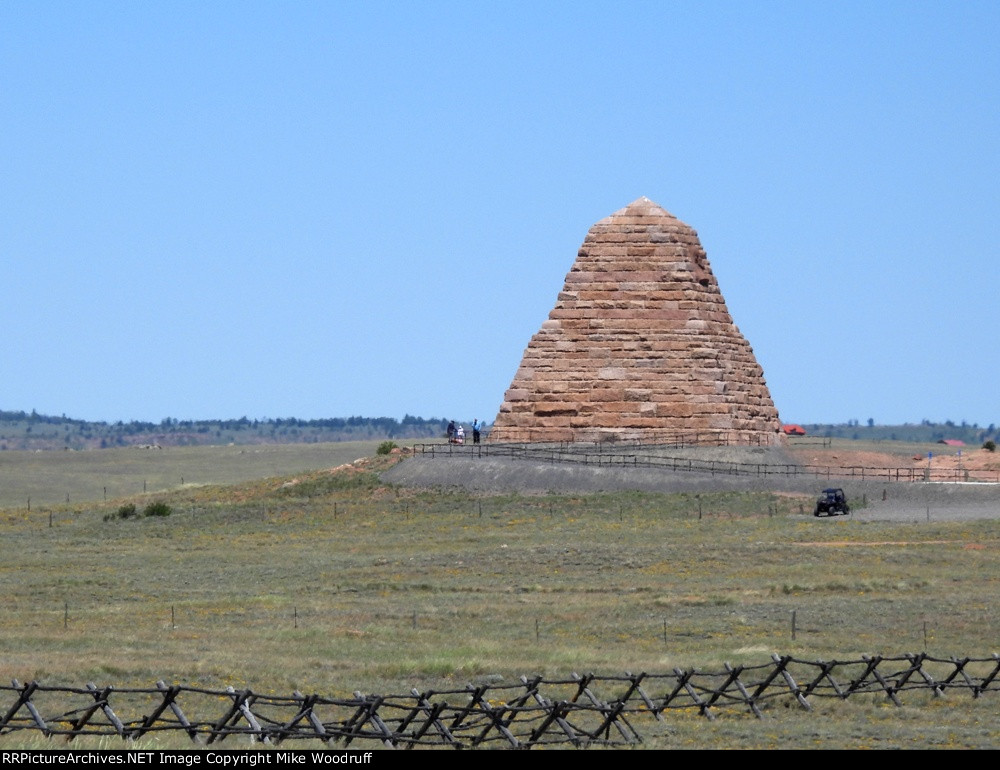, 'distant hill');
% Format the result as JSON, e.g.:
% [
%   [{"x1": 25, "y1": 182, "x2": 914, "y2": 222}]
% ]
[
  {"x1": 797, "y1": 420, "x2": 996, "y2": 445},
  {"x1": 0, "y1": 410, "x2": 478, "y2": 451}
]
